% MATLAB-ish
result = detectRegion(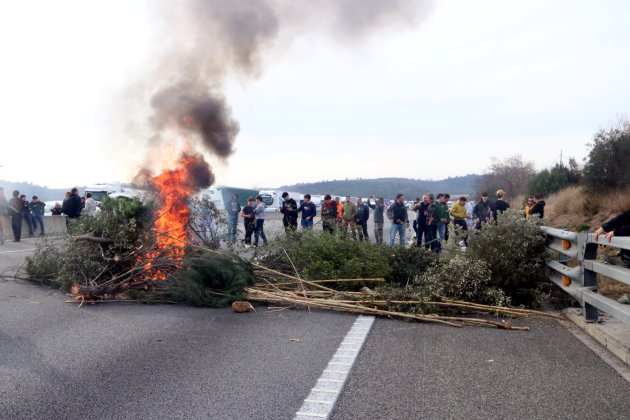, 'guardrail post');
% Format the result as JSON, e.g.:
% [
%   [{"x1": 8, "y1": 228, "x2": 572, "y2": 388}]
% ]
[{"x1": 579, "y1": 233, "x2": 599, "y2": 322}]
